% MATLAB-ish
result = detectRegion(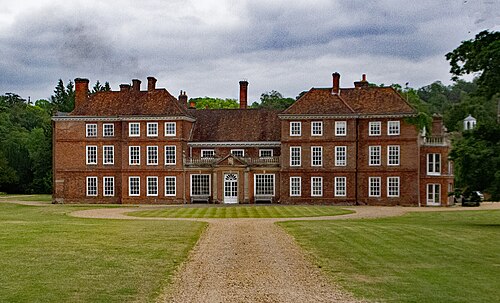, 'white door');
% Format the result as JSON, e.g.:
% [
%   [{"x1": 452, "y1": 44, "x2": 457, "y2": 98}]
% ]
[
  {"x1": 426, "y1": 184, "x2": 441, "y2": 206},
  {"x1": 224, "y1": 173, "x2": 238, "y2": 204}
]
